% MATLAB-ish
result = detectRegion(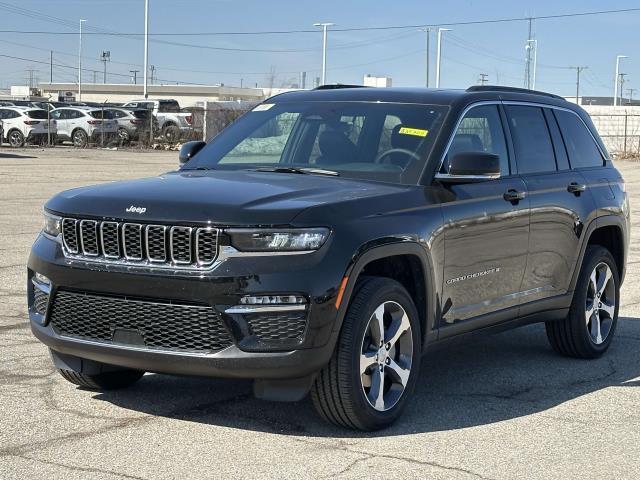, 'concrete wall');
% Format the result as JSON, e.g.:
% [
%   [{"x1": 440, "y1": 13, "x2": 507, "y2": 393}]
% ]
[{"x1": 582, "y1": 105, "x2": 640, "y2": 155}]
